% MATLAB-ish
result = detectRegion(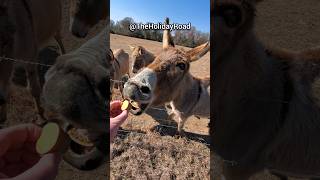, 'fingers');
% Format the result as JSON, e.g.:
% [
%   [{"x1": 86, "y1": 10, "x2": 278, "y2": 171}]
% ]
[
  {"x1": 0, "y1": 124, "x2": 41, "y2": 156},
  {"x1": 110, "y1": 100, "x2": 122, "y2": 107},
  {"x1": 110, "y1": 100, "x2": 122, "y2": 118},
  {"x1": 0, "y1": 173, "x2": 8, "y2": 178},
  {"x1": 110, "y1": 110, "x2": 128, "y2": 143},
  {"x1": 109, "y1": 109, "x2": 128, "y2": 142},
  {"x1": 110, "y1": 110, "x2": 128, "y2": 130},
  {"x1": 13, "y1": 153, "x2": 61, "y2": 180}
]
